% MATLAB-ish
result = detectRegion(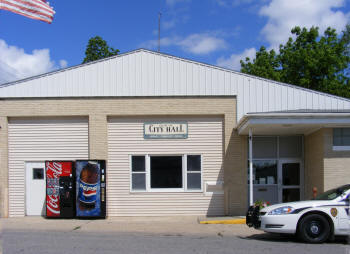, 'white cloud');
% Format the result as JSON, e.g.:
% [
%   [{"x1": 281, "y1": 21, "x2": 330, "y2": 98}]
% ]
[
  {"x1": 178, "y1": 33, "x2": 227, "y2": 54},
  {"x1": 59, "y1": 60, "x2": 68, "y2": 69},
  {"x1": 0, "y1": 39, "x2": 67, "y2": 84},
  {"x1": 142, "y1": 33, "x2": 227, "y2": 55},
  {"x1": 215, "y1": 0, "x2": 255, "y2": 7},
  {"x1": 141, "y1": 37, "x2": 177, "y2": 49},
  {"x1": 166, "y1": 0, "x2": 190, "y2": 6},
  {"x1": 162, "y1": 15, "x2": 190, "y2": 31},
  {"x1": 216, "y1": 48, "x2": 256, "y2": 71},
  {"x1": 161, "y1": 1, "x2": 191, "y2": 31},
  {"x1": 215, "y1": 0, "x2": 230, "y2": 7},
  {"x1": 163, "y1": 19, "x2": 176, "y2": 30},
  {"x1": 259, "y1": 0, "x2": 350, "y2": 48}
]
